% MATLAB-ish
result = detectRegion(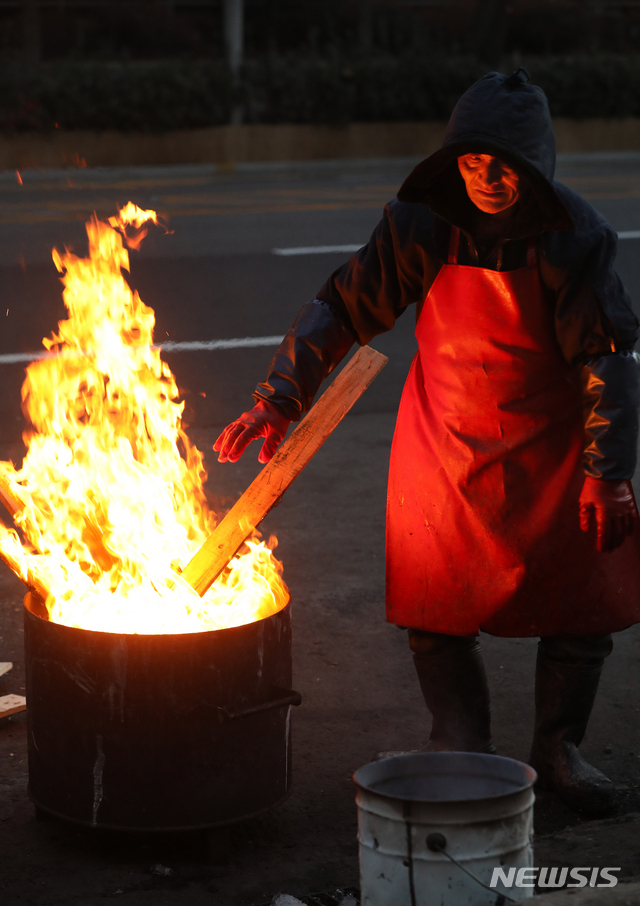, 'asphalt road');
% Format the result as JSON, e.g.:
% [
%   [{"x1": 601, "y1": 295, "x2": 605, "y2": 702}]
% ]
[{"x1": 1, "y1": 154, "x2": 640, "y2": 905}]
